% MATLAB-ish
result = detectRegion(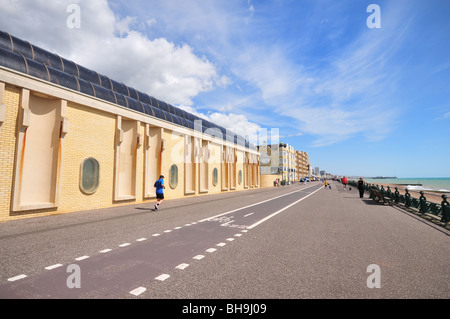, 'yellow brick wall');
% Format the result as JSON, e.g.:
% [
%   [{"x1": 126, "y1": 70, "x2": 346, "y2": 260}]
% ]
[
  {"x1": 59, "y1": 102, "x2": 117, "y2": 213},
  {"x1": 161, "y1": 129, "x2": 185, "y2": 200},
  {"x1": 0, "y1": 81, "x2": 260, "y2": 222},
  {"x1": 0, "y1": 85, "x2": 19, "y2": 221}
]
